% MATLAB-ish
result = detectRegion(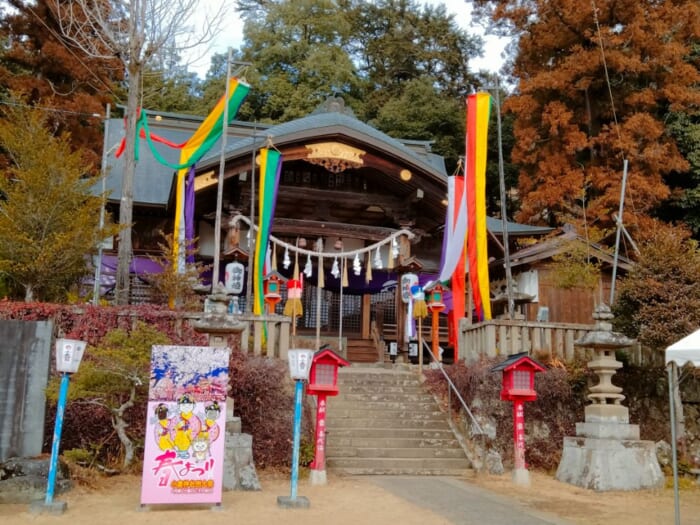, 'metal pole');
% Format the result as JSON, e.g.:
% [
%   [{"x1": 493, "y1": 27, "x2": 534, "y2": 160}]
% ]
[
  {"x1": 45, "y1": 373, "x2": 70, "y2": 505},
  {"x1": 315, "y1": 280, "x2": 322, "y2": 350},
  {"x1": 290, "y1": 379, "x2": 303, "y2": 501},
  {"x1": 494, "y1": 82, "x2": 514, "y2": 319},
  {"x1": 610, "y1": 159, "x2": 629, "y2": 305},
  {"x1": 668, "y1": 363, "x2": 681, "y2": 525},
  {"x1": 418, "y1": 317, "x2": 423, "y2": 374},
  {"x1": 93, "y1": 104, "x2": 111, "y2": 305},
  {"x1": 338, "y1": 257, "x2": 344, "y2": 354},
  {"x1": 245, "y1": 125, "x2": 257, "y2": 313},
  {"x1": 212, "y1": 49, "x2": 233, "y2": 291}
]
